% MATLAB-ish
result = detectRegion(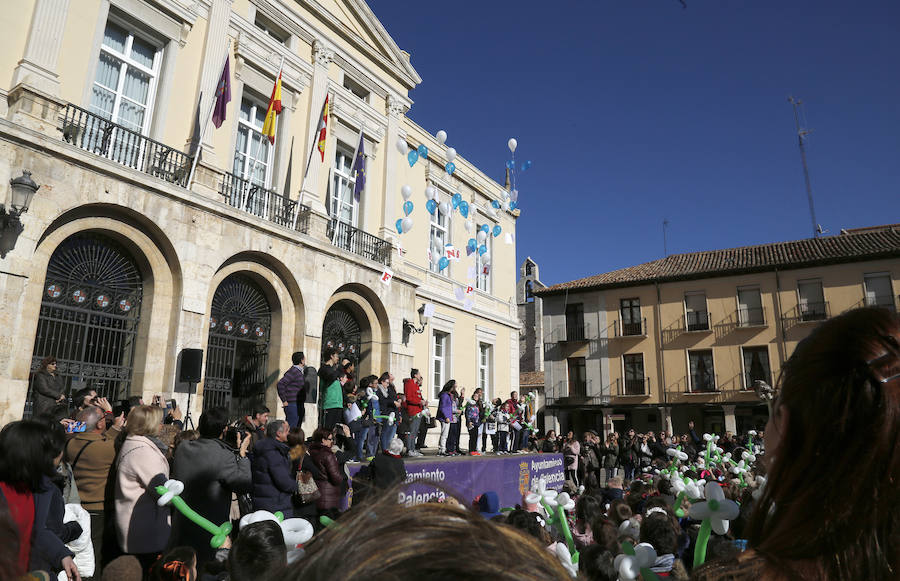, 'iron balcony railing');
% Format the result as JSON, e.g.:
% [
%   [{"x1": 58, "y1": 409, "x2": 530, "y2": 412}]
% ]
[
  {"x1": 798, "y1": 301, "x2": 829, "y2": 322},
  {"x1": 685, "y1": 311, "x2": 711, "y2": 332},
  {"x1": 688, "y1": 372, "x2": 718, "y2": 393},
  {"x1": 865, "y1": 296, "x2": 897, "y2": 312},
  {"x1": 614, "y1": 317, "x2": 647, "y2": 337},
  {"x1": 563, "y1": 323, "x2": 587, "y2": 342},
  {"x1": 744, "y1": 372, "x2": 771, "y2": 391},
  {"x1": 617, "y1": 377, "x2": 650, "y2": 396},
  {"x1": 568, "y1": 379, "x2": 587, "y2": 398},
  {"x1": 328, "y1": 219, "x2": 392, "y2": 266},
  {"x1": 220, "y1": 172, "x2": 310, "y2": 233},
  {"x1": 60, "y1": 103, "x2": 192, "y2": 187},
  {"x1": 737, "y1": 306, "x2": 766, "y2": 327}
]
